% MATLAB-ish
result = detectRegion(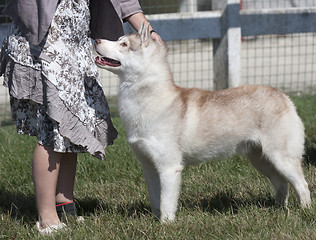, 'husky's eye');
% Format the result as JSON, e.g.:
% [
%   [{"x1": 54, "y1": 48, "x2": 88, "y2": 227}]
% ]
[{"x1": 120, "y1": 42, "x2": 127, "y2": 47}]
